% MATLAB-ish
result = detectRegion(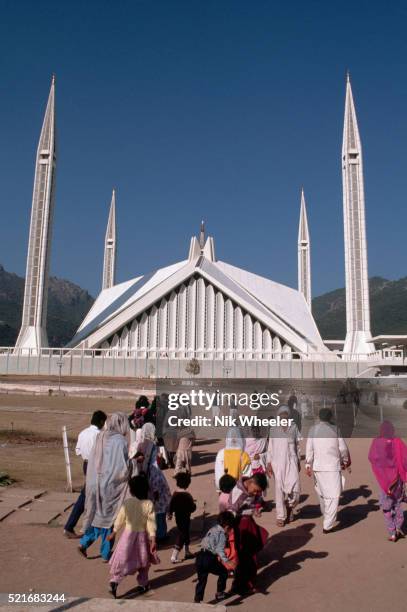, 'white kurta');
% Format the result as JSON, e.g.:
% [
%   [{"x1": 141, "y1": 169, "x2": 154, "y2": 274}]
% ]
[
  {"x1": 306, "y1": 421, "x2": 349, "y2": 531},
  {"x1": 266, "y1": 424, "x2": 301, "y2": 521}
]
